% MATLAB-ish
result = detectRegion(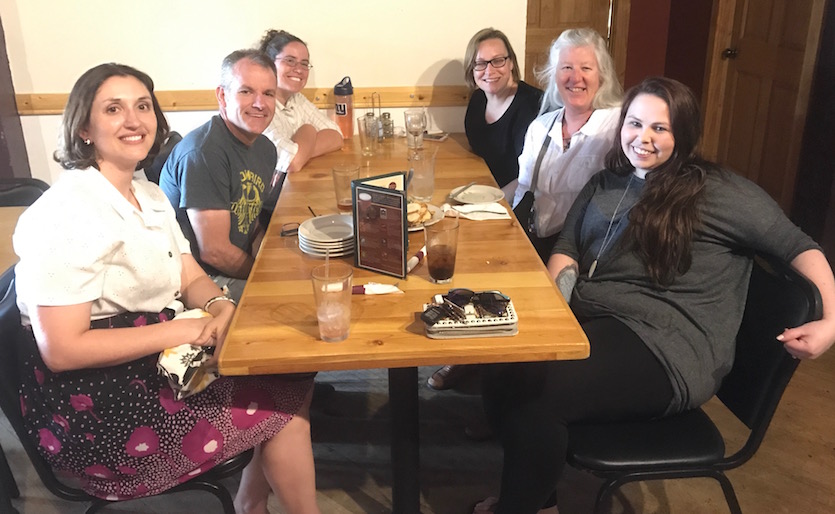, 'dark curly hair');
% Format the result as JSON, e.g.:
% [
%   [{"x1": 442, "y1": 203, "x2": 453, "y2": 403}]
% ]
[
  {"x1": 258, "y1": 29, "x2": 307, "y2": 61},
  {"x1": 54, "y1": 63, "x2": 169, "y2": 171}
]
